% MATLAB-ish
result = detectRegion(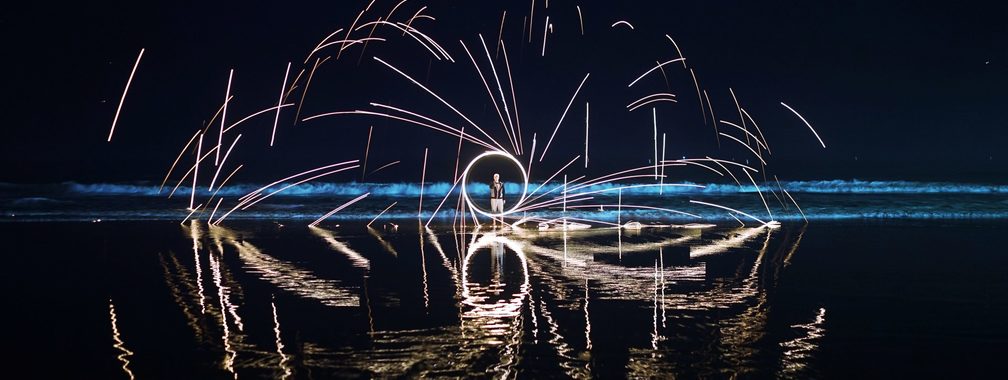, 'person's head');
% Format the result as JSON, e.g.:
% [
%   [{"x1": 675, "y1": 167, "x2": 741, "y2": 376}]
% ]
[{"x1": 493, "y1": 173, "x2": 500, "y2": 182}]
